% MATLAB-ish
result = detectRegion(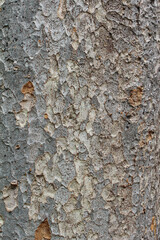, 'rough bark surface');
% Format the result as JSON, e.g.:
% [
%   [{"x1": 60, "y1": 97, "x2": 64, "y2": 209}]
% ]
[{"x1": 0, "y1": 0, "x2": 159, "y2": 239}]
